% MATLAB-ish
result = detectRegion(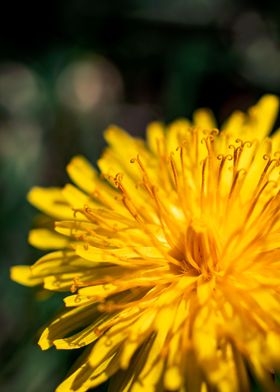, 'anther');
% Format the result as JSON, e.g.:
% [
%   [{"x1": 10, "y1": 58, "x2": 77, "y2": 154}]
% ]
[
  {"x1": 211, "y1": 129, "x2": 219, "y2": 136},
  {"x1": 263, "y1": 154, "x2": 271, "y2": 161}
]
